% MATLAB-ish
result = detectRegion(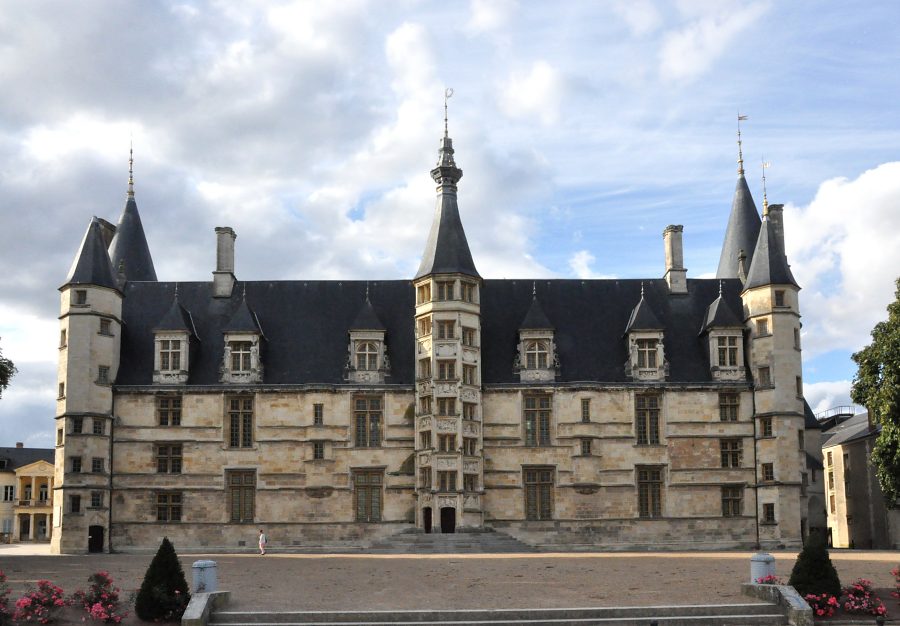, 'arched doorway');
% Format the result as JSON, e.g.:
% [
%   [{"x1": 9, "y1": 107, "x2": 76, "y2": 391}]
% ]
[
  {"x1": 439, "y1": 507, "x2": 456, "y2": 534},
  {"x1": 423, "y1": 507, "x2": 433, "y2": 534}
]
